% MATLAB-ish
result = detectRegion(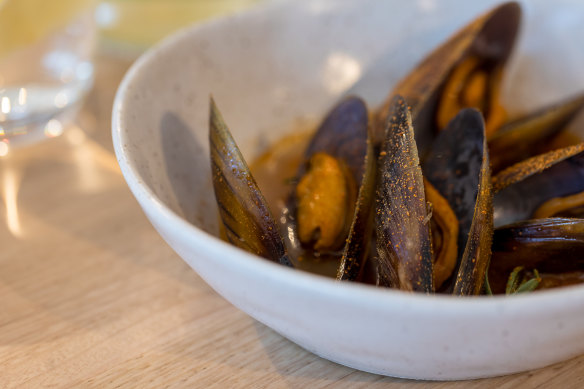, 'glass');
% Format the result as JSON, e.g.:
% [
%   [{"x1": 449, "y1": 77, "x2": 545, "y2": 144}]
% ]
[{"x1": 0, "y1": 0, "x2": 96, "y2": 149}]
